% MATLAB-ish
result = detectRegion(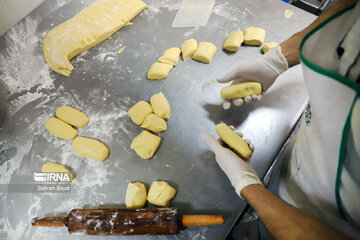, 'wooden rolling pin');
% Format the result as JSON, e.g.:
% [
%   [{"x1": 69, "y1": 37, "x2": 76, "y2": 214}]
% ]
[{"x1": 32, "y1": 208, "x2": 224, "y2": 235}]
